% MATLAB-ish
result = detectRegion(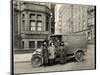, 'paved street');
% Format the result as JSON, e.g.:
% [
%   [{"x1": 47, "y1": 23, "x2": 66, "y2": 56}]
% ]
[{"x1": 14, "y1": 45, "x2": 95, "y2": 74}]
